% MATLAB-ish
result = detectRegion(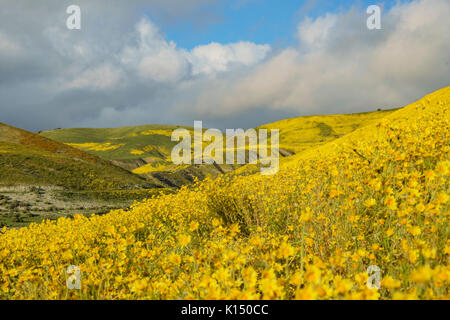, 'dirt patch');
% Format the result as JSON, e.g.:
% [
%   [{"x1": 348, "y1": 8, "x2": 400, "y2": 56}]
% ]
[{"x1": 0, "y1": 186, "x2": 131, "y2": 229}]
